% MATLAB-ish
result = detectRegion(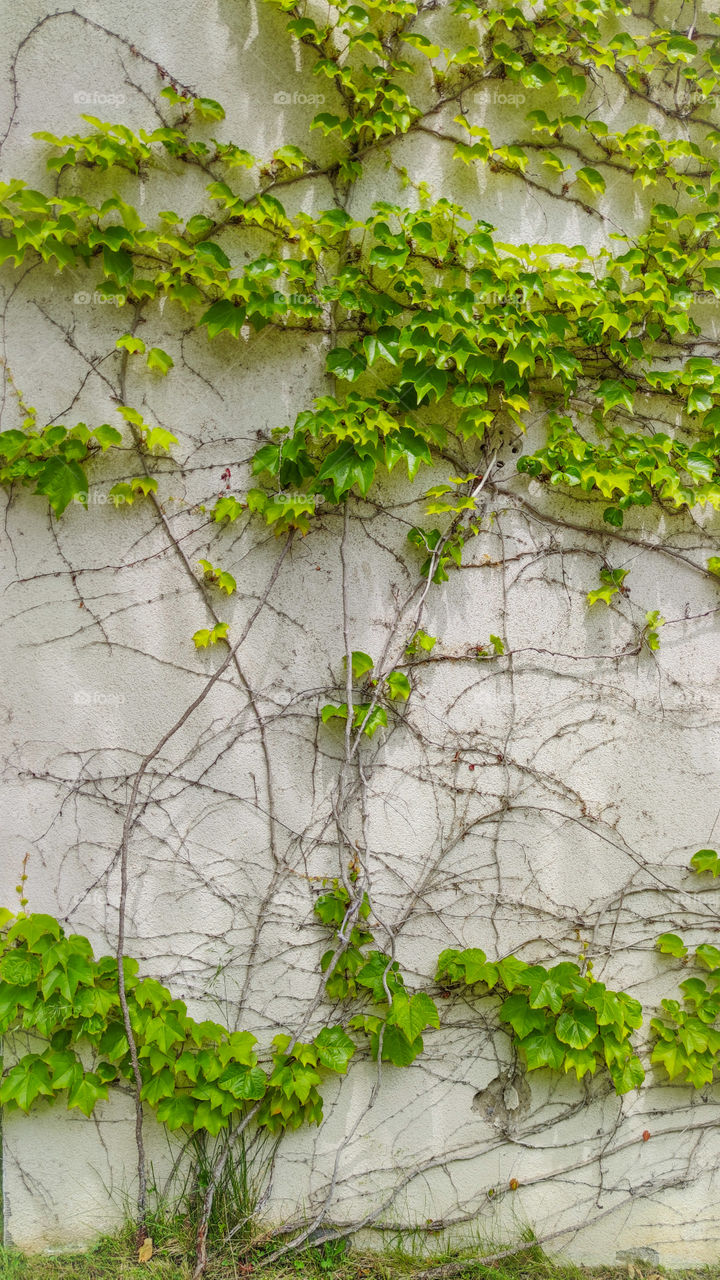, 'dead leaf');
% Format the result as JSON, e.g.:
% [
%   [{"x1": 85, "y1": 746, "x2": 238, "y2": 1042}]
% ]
[{"x1": 138, "y1": 1236, "x2": 153, "y2": 1263}]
